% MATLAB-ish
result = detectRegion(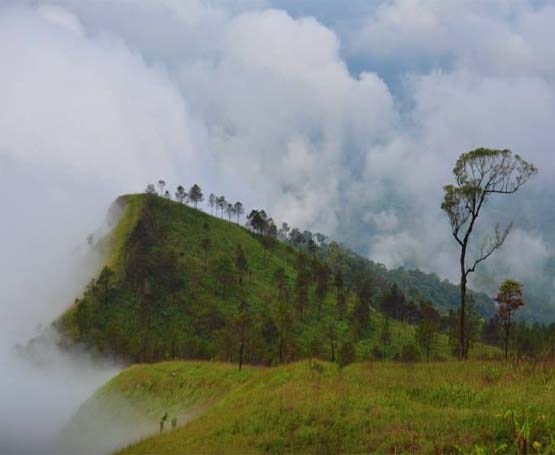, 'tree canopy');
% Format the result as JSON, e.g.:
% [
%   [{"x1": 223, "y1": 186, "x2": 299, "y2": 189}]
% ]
[{"x1": 441, "y1": 148, "x2": 537, "y2": 359}]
